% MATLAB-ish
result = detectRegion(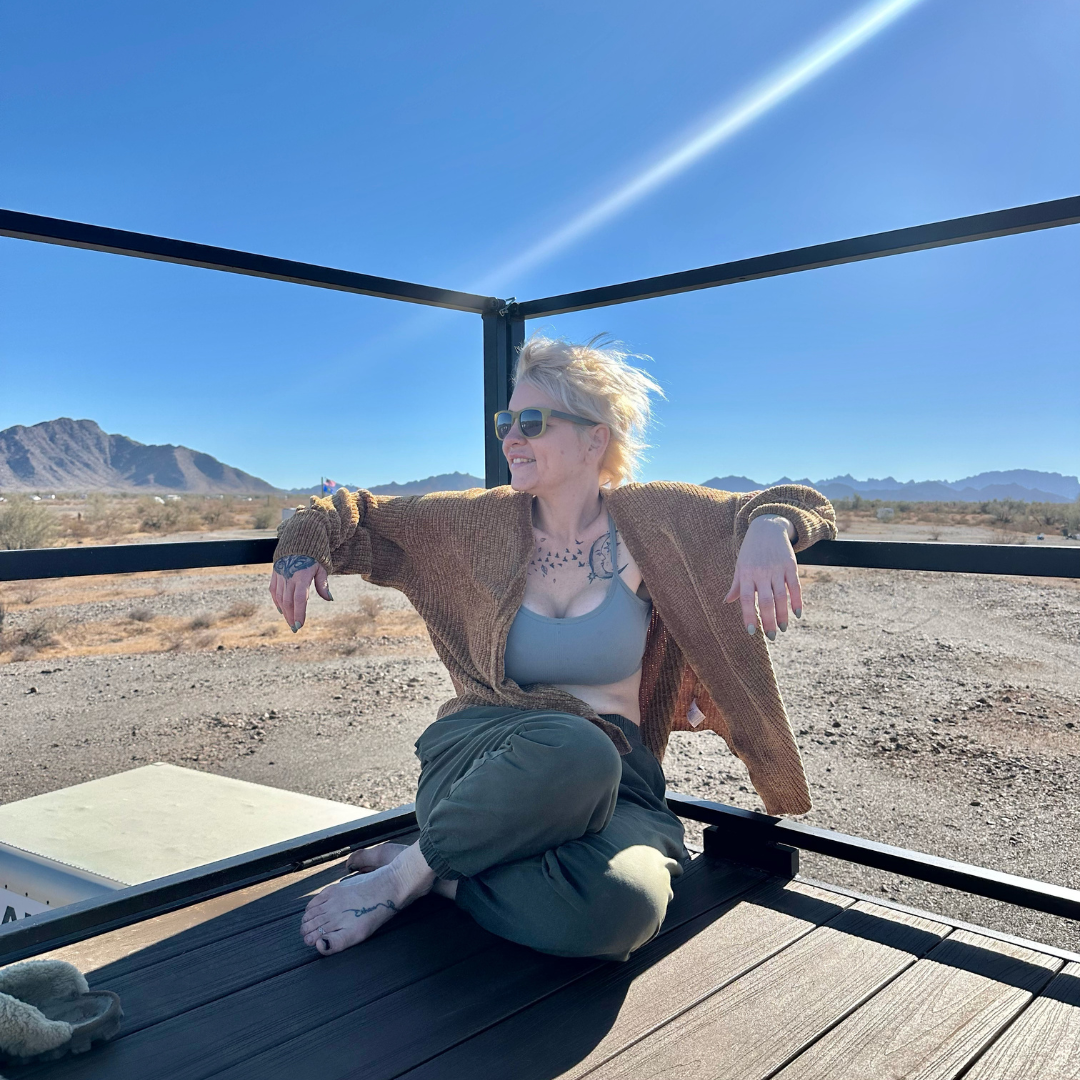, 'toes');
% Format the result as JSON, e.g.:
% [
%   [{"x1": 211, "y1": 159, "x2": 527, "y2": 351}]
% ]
[{"x1": 316, "y1": 930, "x2": 348, "y2": 955}]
